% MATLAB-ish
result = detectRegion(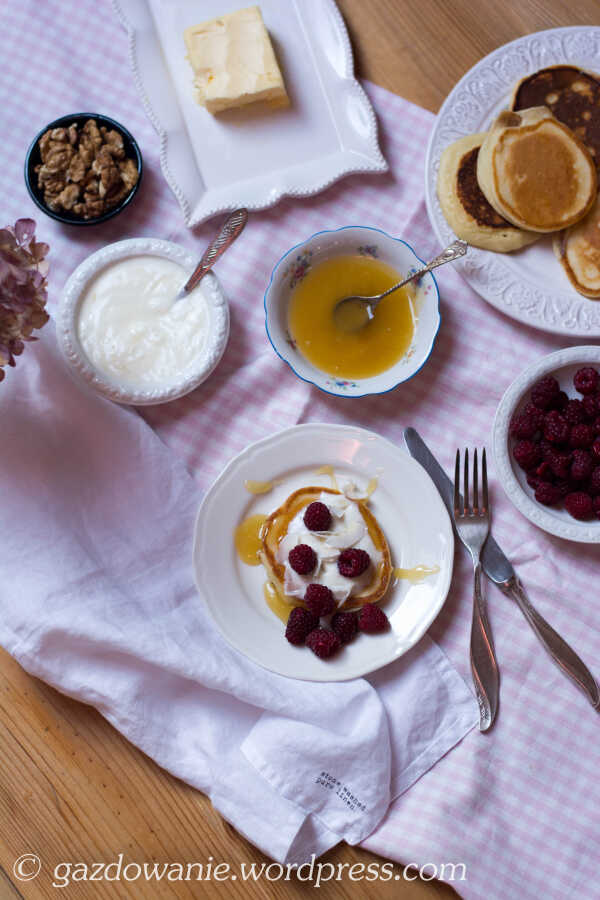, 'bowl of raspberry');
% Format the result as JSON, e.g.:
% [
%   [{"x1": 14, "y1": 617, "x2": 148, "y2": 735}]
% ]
[{"x1": 493, "y1": 347, "x2": 600, "y2": 542}]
